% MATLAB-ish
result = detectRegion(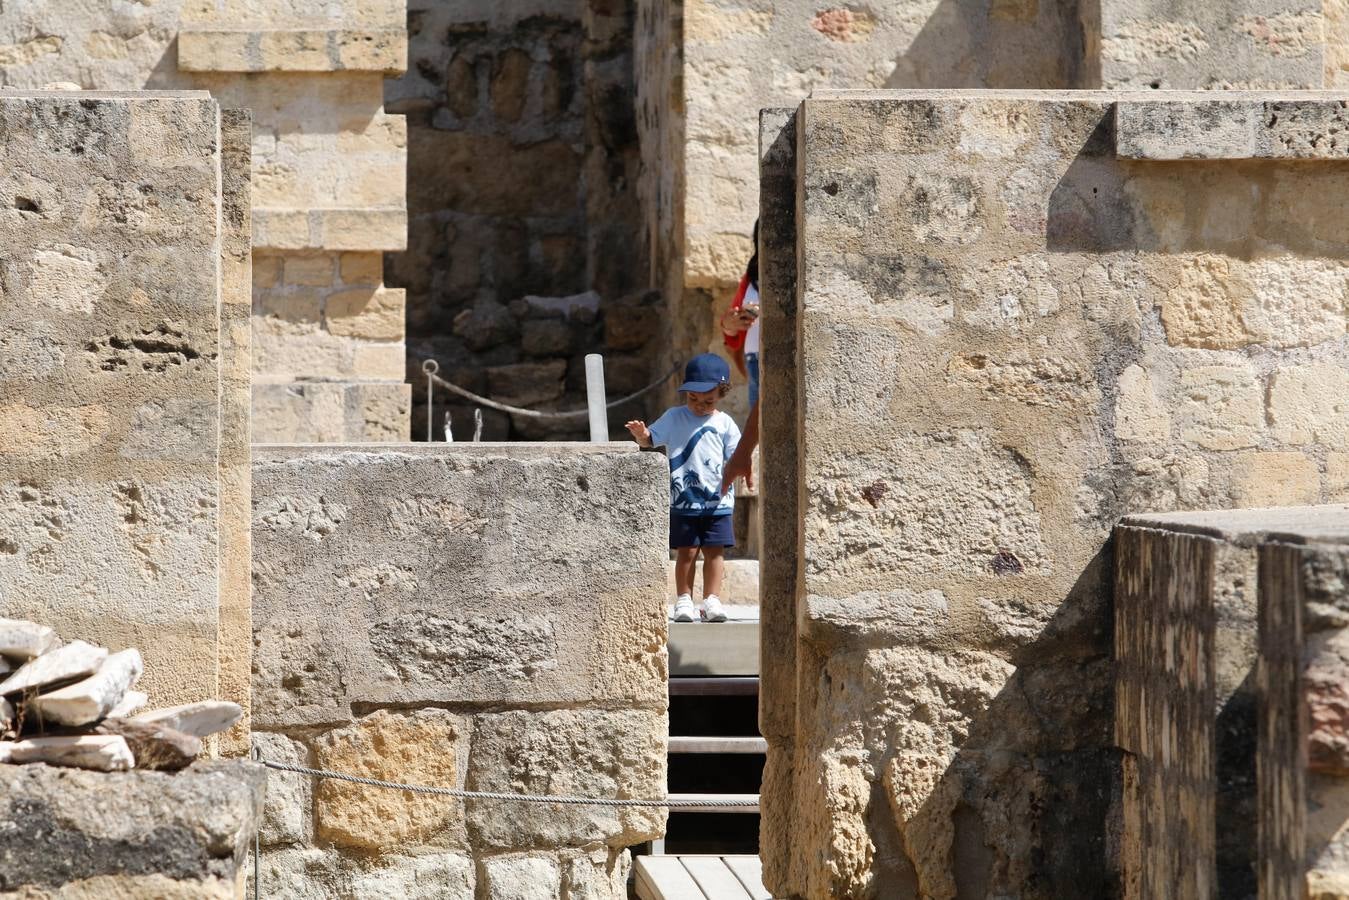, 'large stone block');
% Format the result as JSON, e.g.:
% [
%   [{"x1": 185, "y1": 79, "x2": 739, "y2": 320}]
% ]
[
  {"x1": 251, "y1": 445, "x2": 668, "y2": 728},
  {"x1": 313, "y1": 709, "x2": 469, "y2": 852},
  {"x1": 0, "y1": 92, "x2": 232, "y2": 711},
  {"x1": 466, "y1": 709, "x2": 665, "y2": 851},
  {"x1": 0, "y1": 760, "x2": 265, "y2": 894}
]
